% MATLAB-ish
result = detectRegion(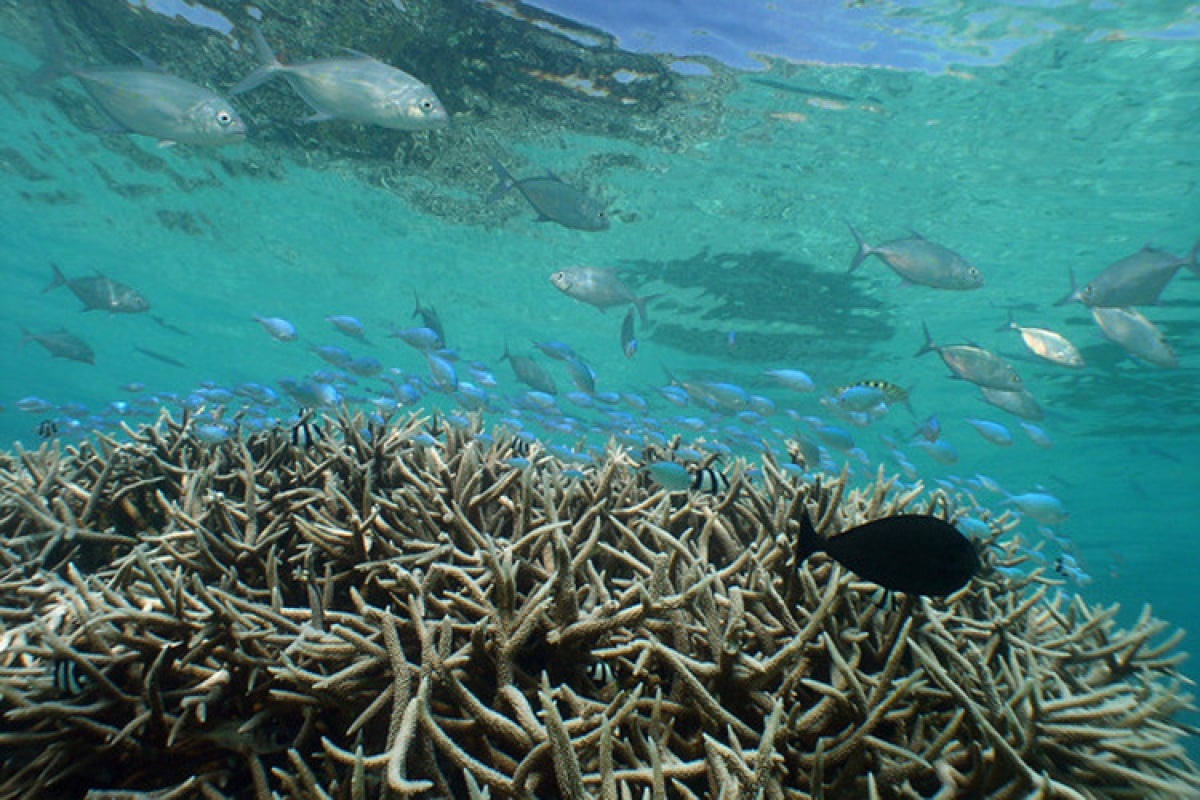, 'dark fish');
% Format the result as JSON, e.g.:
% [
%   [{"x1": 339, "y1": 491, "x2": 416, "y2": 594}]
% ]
[
  {"x1": 1055, "y1": 241, "x2": 1200, "y2": 307},
  {"x1": 620, "y1": 307, "x2": 638, "y2": 358},
  {"x1": 19, "y1": 326, "x2": 94, "y2": 364},
  {"x1": 412, "y1": 292, "x2": 444, "y2": 344},
  {"x1": 51, "y1": 657, "x2": 90, "y2": 696},
  {"x1": 44, "y1": 264, "x2": 149, "y2": 313},
  {"x1": 795, "y1": 512, "x2": 980, "y2": 597},
  {"x1": 133, "y1": 345, "x2": 186, "y2": 368},
  {"x1": 501, "y1": 346, "x2": 557, "y2": 395},
  {"x1": 150, "y1": 315, "x2": 189, "y2": 335},
  {"x1": 487, "y1": 156, "x2": 610, "y2": 231}
]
